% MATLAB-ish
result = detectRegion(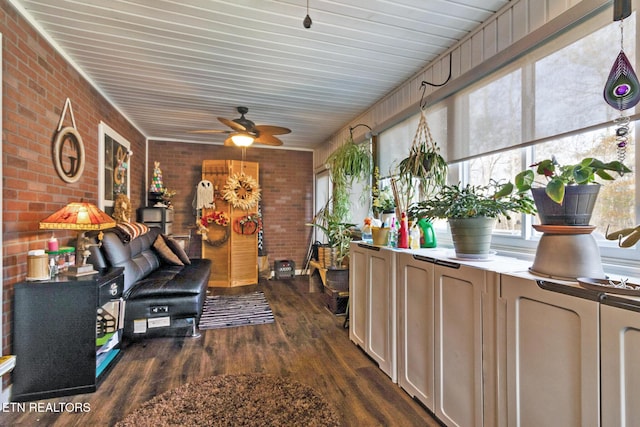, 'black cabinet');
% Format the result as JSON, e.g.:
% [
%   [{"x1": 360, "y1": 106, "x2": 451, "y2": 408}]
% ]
[
  {"x1": 138, "y1": 207, "x2": 173, "y2": 234},
  {"x1": 12, "y1": 268, "x2": 124, "y2": 401}
]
